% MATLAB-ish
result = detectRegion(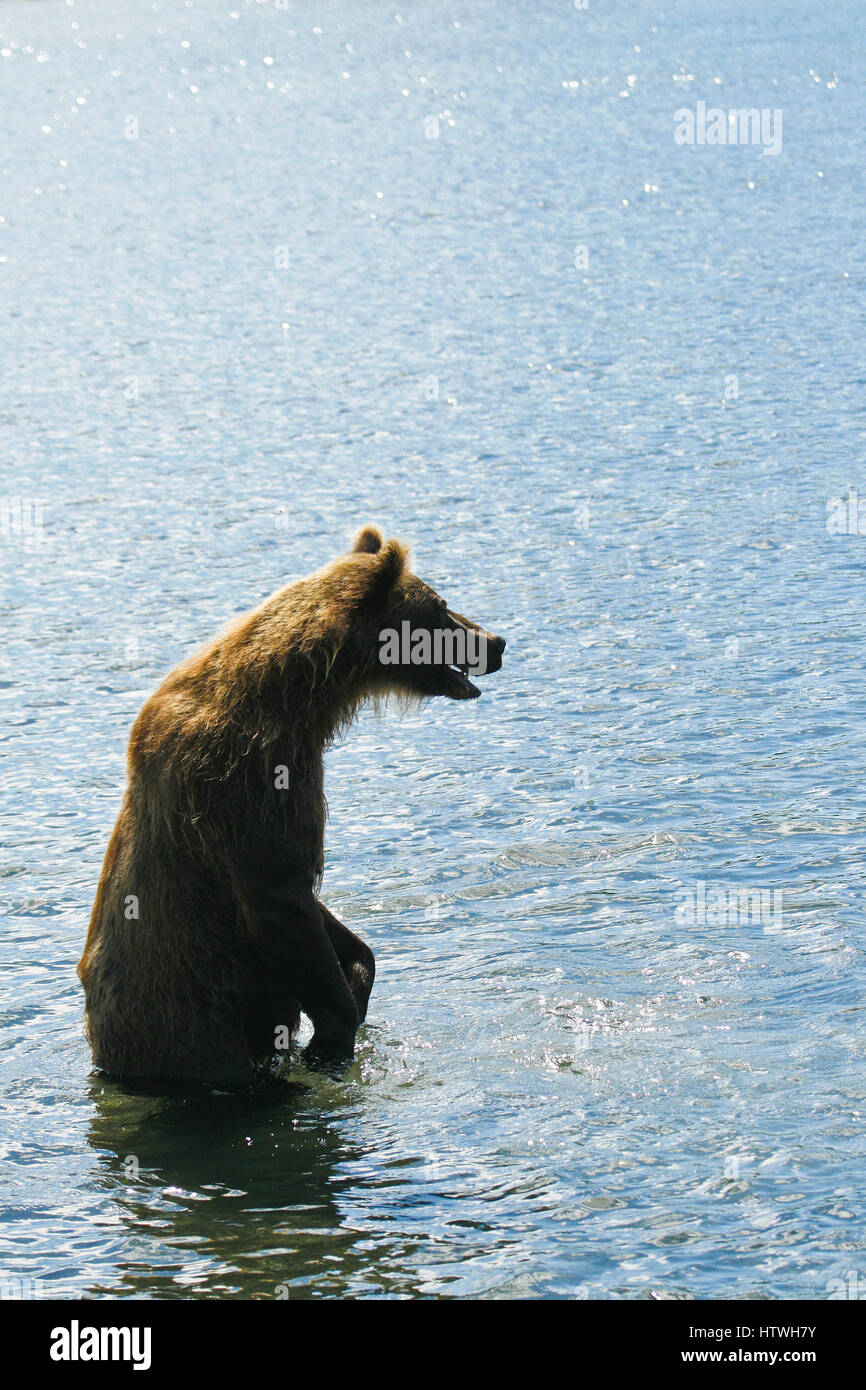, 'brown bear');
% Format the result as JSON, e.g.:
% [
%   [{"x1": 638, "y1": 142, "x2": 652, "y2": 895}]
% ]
[{"x1": 78, "y1": 526, "x2": 505, "y2": 1084}]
